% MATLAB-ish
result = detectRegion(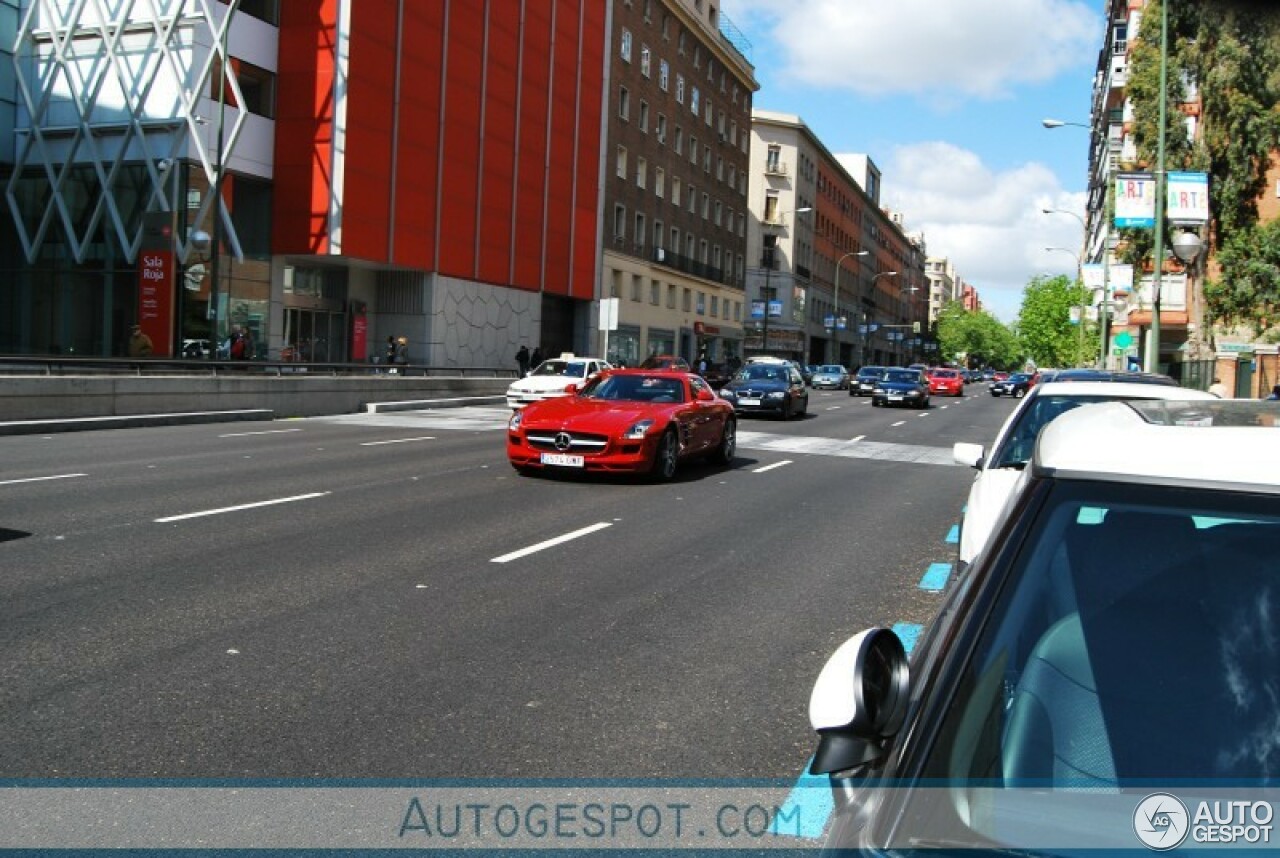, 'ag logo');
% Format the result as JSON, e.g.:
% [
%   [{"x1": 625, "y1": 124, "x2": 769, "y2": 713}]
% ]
[{"x1": 1134, "y1": 793, "x2": 1189, "y2": 850}]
